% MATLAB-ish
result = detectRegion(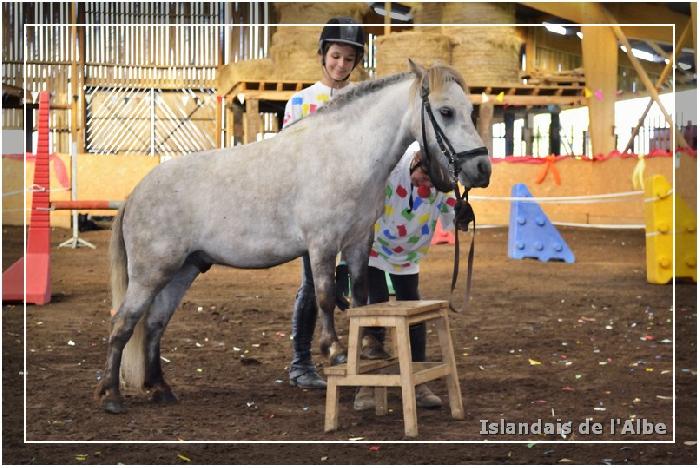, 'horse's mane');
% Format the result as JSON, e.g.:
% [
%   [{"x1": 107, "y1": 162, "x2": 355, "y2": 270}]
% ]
[
  {"x1": 292, "y1": 64, "x2": 468, "y2": 124},
  {"x1": 314, "y1": 72, "x2": 412, "y2": 116}
]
